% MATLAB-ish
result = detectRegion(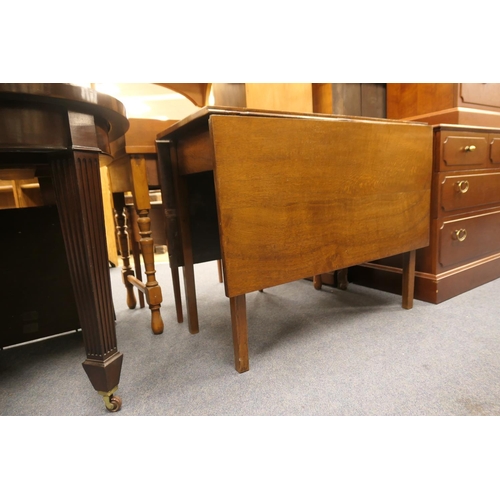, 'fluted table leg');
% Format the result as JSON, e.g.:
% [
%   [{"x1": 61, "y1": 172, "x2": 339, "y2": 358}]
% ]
[{"x1": 51, "y1": 150, "x2": 123, "y2": 411}]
